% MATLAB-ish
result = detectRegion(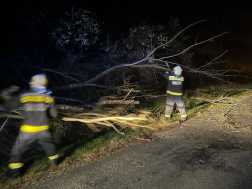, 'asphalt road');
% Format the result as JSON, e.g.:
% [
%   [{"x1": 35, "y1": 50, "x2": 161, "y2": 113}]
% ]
[{"x1": 26, "y1": 95, "x2": 252, "y2": 189}]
